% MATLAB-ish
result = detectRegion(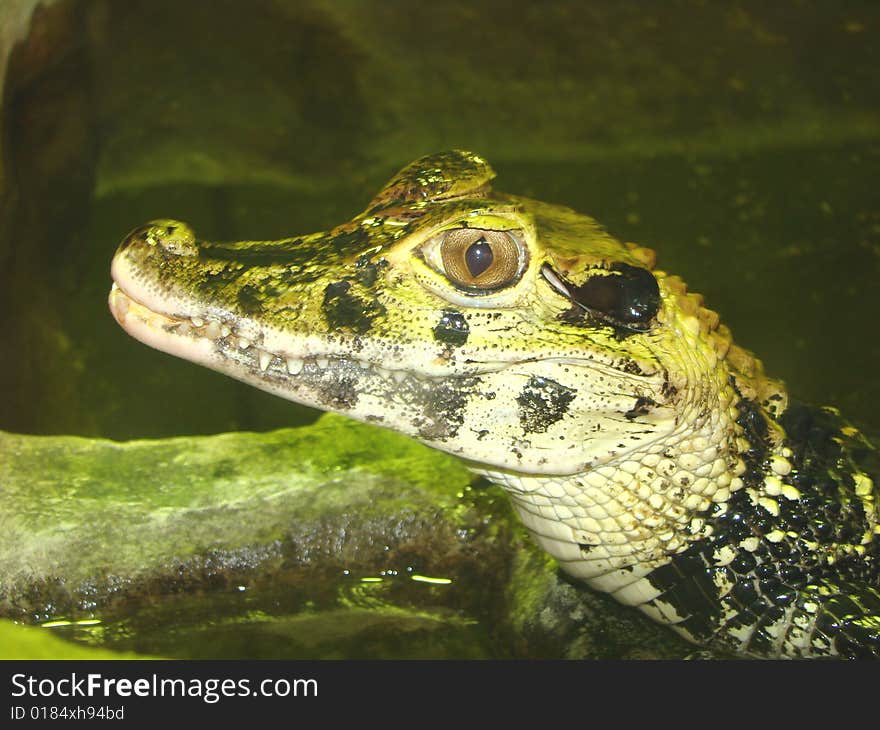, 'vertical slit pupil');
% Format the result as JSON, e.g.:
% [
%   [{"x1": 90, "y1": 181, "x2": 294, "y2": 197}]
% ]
[{"x1": 465, "y1": 239, "x2": 493, "y2": 278}]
